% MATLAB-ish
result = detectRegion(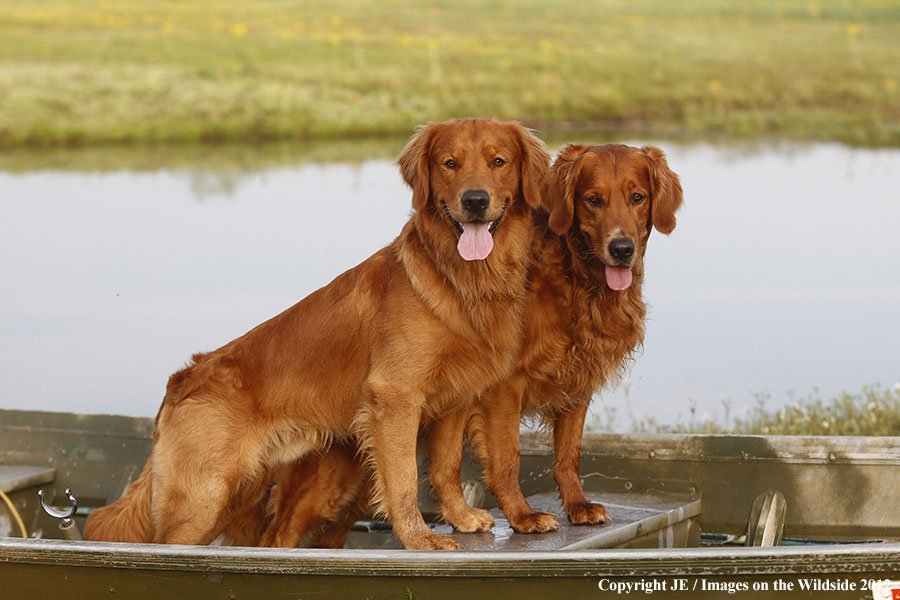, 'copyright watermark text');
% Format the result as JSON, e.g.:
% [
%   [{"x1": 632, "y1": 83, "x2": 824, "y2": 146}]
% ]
[{"x1": 597, "y1": 577, "x2": 898, "y2": 595}]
